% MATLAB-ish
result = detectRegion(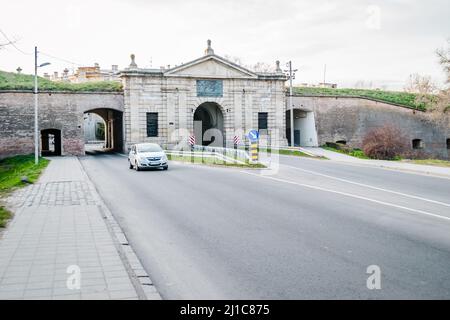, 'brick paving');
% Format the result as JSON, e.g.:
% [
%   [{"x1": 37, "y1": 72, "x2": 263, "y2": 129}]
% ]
[{"x1": 0, "y1": 157, "x2": 159, "y2": 300}]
